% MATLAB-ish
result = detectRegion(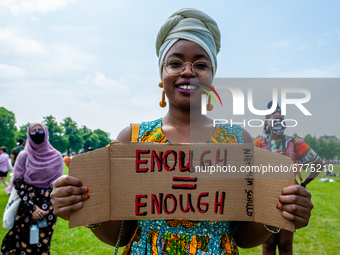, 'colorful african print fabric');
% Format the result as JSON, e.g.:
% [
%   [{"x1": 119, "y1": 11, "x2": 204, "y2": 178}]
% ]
[
  {"x1": 122, "y1": 118, "x2": 243, "y2": 255},
  {"x1": 254, "y1": 135, "x2": 320, "y2": 164}
]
